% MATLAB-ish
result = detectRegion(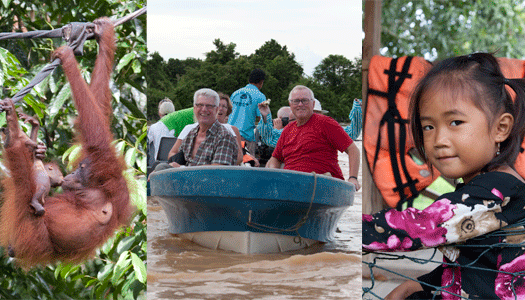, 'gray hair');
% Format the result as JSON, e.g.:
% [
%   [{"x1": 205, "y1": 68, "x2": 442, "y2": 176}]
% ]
[
  {"x1": 194, "y1": 88, "x2": 220, "y2": 107},
  {"x1": 288, "y1": 85, "x2": 314, "y2": 102},
  {"x1": 277, "y1": 106, "x2": 292, "y2": 118},
  {"x1": 158, "y1": 101, "x2": 175, "y2": 117}
]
